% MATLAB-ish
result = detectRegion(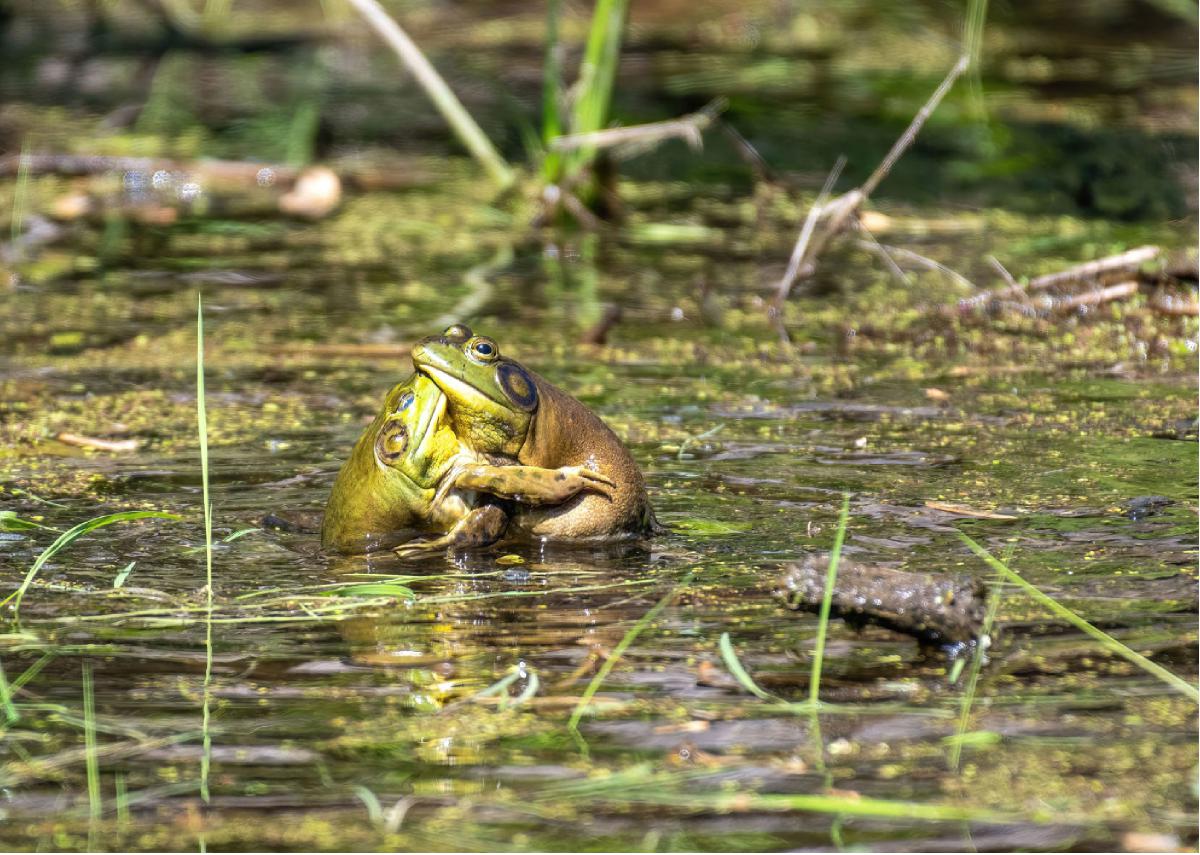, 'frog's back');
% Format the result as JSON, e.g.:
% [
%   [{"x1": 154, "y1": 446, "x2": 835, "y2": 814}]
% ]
[{"x1": 512, "y1": 372, "x2": 655, "y2": 540}]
